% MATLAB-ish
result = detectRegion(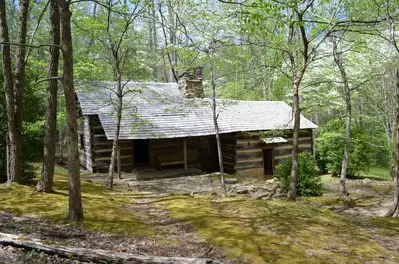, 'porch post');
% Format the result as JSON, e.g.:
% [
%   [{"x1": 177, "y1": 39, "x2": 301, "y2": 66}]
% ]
[
  {"x1": 183, "y1": 138, "x2": 188, "y2": 171},
  {"x1": 117, "y1": 143, "x2": 121, "y2": 179}
]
